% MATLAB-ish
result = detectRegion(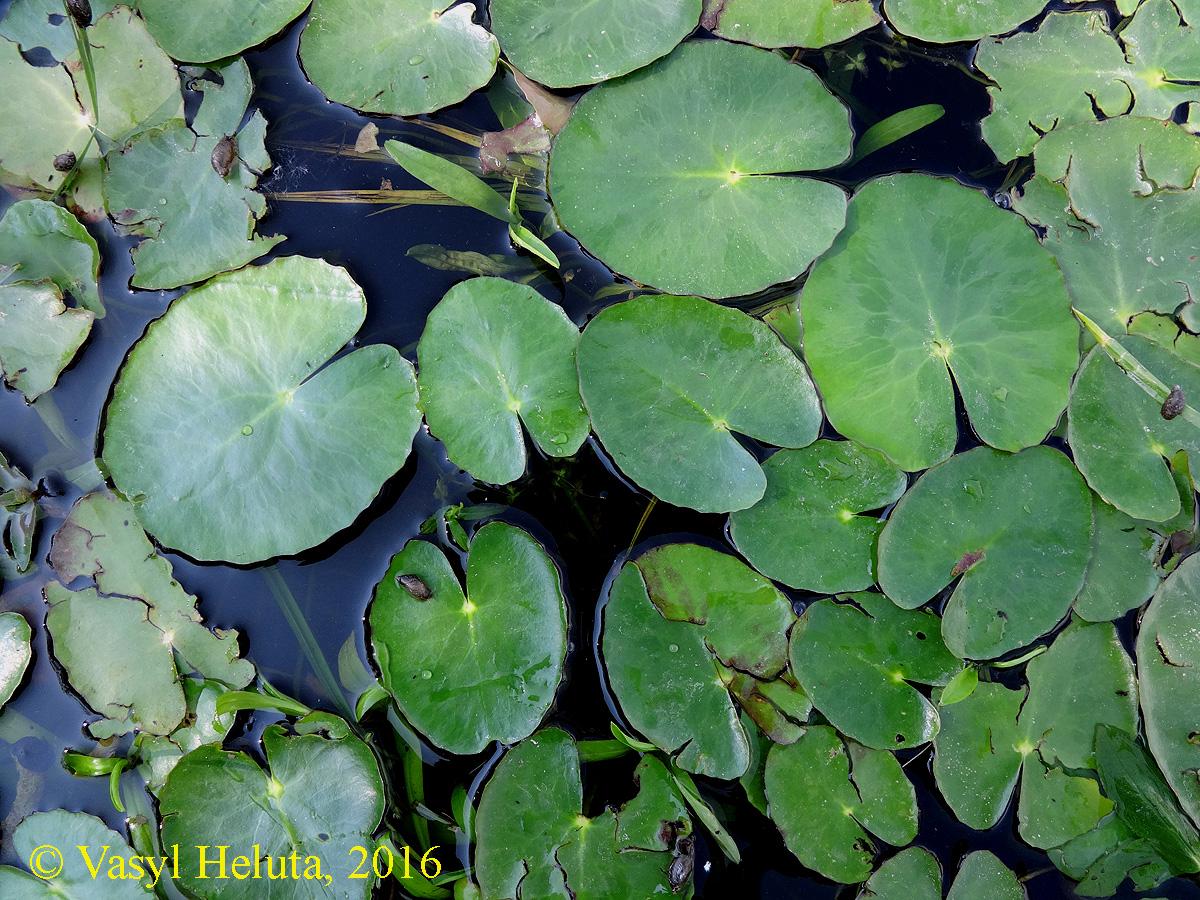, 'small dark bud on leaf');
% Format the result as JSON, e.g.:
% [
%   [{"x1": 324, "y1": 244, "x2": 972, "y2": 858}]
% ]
[
  {"x1": 210, "y1": 134, "x2": 237, "y2": 177},
  {"x1": 66, "y1": 0, "x2": 91, "y2": 28},
  {"x1": 1162, "y1": 385, "x2": 1185, "y2": 420},
  {"x1": 397, "y1": 573, "x2": 432, "y2": 600},
  {"x1": 53, "y1": 151, "x2": 76, "y2": 172}
]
